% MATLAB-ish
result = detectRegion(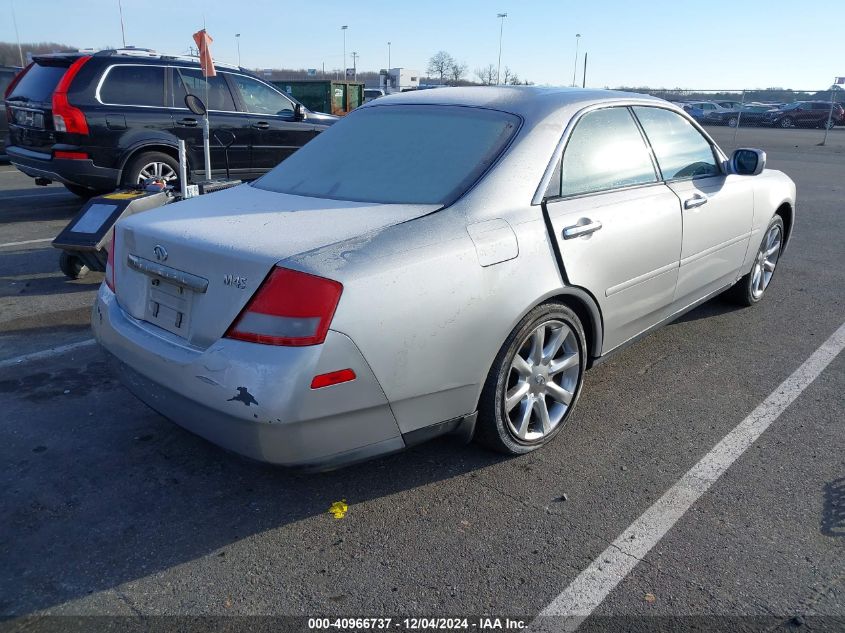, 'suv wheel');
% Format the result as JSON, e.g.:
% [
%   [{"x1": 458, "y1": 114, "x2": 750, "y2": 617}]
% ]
[
  {"x1": 122, "y1": 151, "x2": 180, "y2": 186},
  {"x1": 475, "y1": 302, "x2": 587, "y2": 455},
  {"x1": 779, "y1": 116, "x2": 793, "y2": 128},
  {"x1": 821, "y1": 118, "x2": 836, "y2": 130}
]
